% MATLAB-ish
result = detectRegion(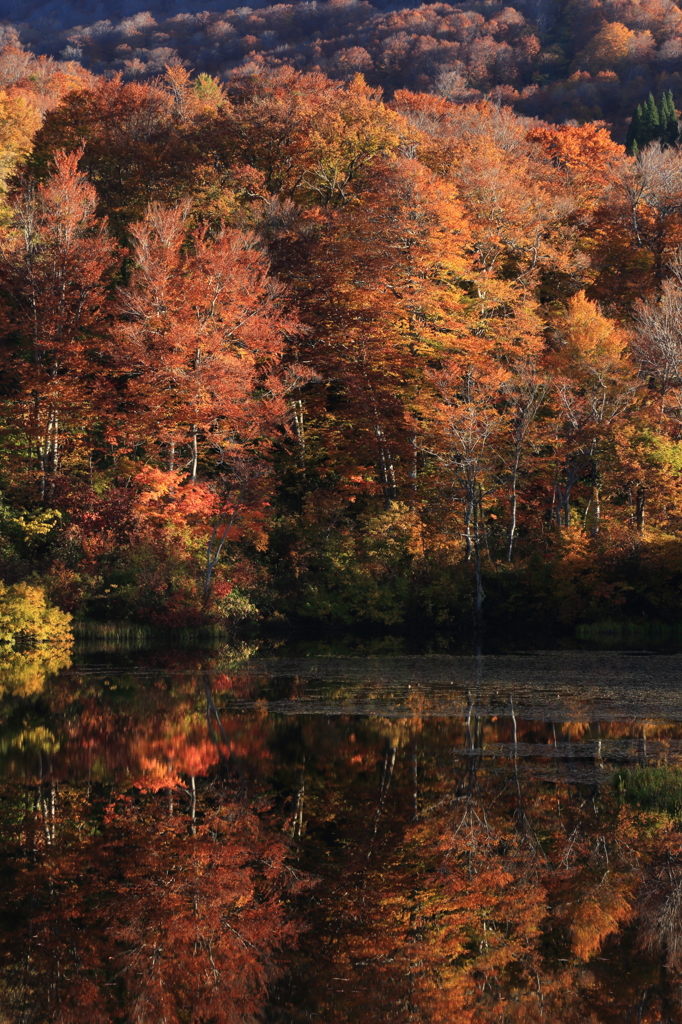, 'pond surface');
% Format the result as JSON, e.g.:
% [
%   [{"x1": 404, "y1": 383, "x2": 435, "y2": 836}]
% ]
[{"x1": 3, "y1": 649, "x2": 682, "y2": 1022}]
